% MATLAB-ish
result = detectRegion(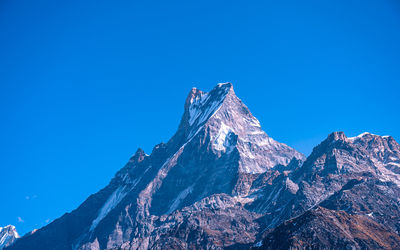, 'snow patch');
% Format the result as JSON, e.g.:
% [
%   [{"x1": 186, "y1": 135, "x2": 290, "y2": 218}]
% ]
[
  {"x1": 195, "y1": 98, "x2": 223, "y2": 127},
  {"x1": 0, "y1": 225, "x2": 19, "y2": 249},
  {"x1": 188, "y1": 93, "x2": 209, "y2": 125},
  {"x1": 187, "y1": 83, "x2": 231, "y2": 128},
  {"x1": 166, "y1": 184, "x2": 194, "y2": 214},
  {"x1": 217, "y1": 82, "x2": 230, "y2": 88},
  {"x1": 348, "y1": 132, "x2": 379, "y2": 141},
  {"x1": 388, "y1": 162, "x2": 400, "y2": 167},
  {"x1": 285, "y1": 178, "x2": 299, "y2": 194},
  {"x1": 90, "y1": 186, "x2": 128, "y2": 231},
  {"x1": 233, "y1": 196, "x2": 255, "y2": 204},
  {"x1": 213, "y1": 122, "x2": 234, "y2": 151}
]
